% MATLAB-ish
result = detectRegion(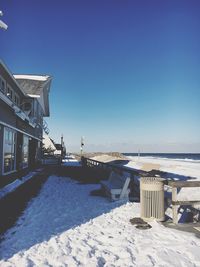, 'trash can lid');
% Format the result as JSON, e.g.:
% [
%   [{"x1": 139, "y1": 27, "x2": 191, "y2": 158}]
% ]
[{"x1": 140, "y1": 177, "x2": 166, "y2": 184}]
